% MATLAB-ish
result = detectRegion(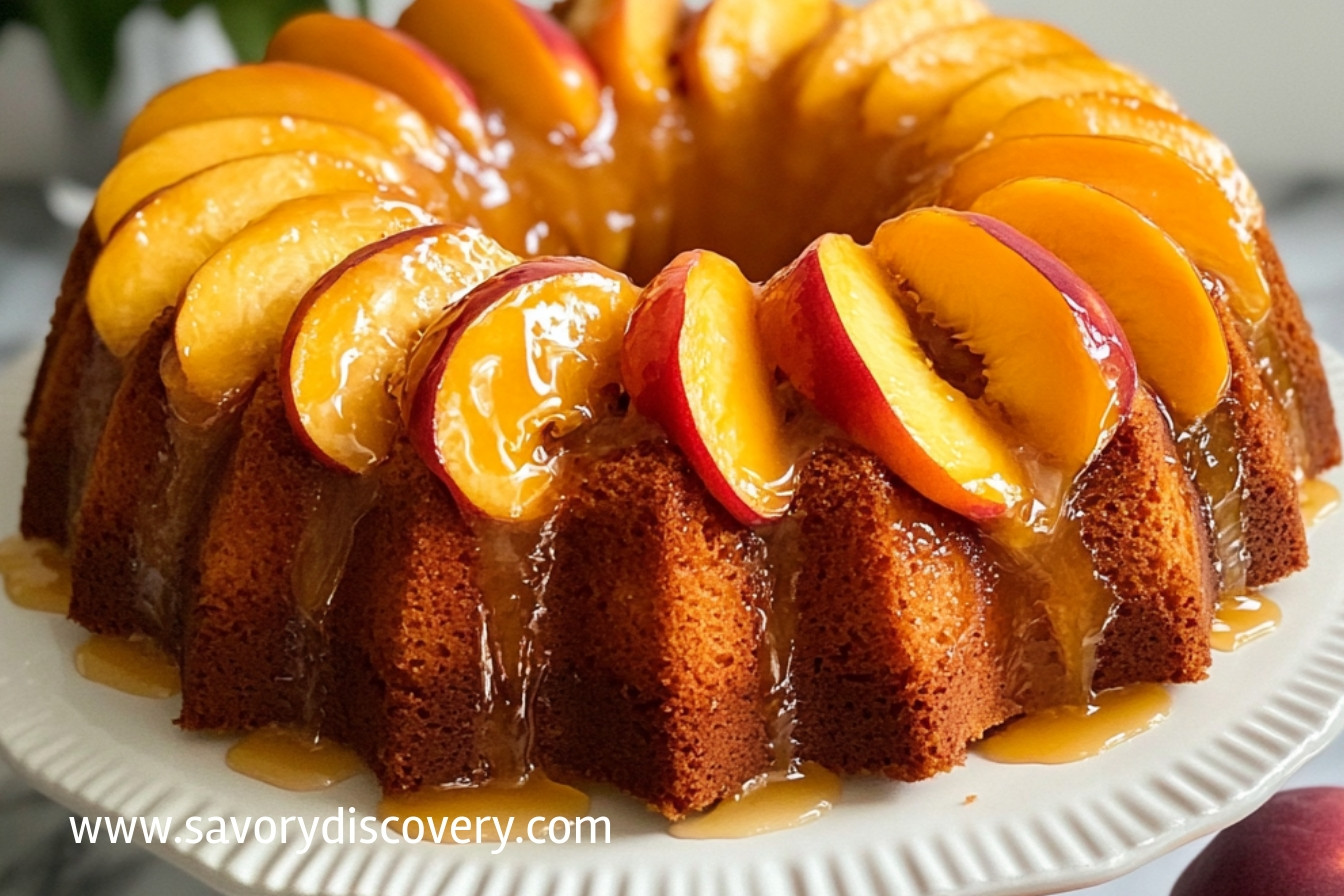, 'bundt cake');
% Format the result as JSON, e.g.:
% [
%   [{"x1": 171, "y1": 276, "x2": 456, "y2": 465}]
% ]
[{"x1": 13, "y1": 0, "x2": 1339, "y2": 825}]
